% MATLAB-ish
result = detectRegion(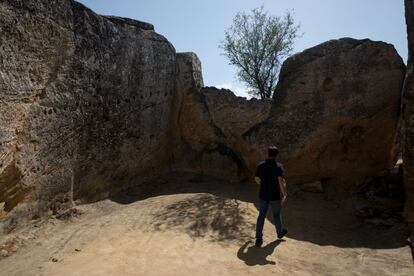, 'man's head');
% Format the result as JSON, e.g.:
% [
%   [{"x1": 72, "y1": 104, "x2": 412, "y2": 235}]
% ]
[{"x1": 268, "y1": 146, "x2": 279, "y2": 158}]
